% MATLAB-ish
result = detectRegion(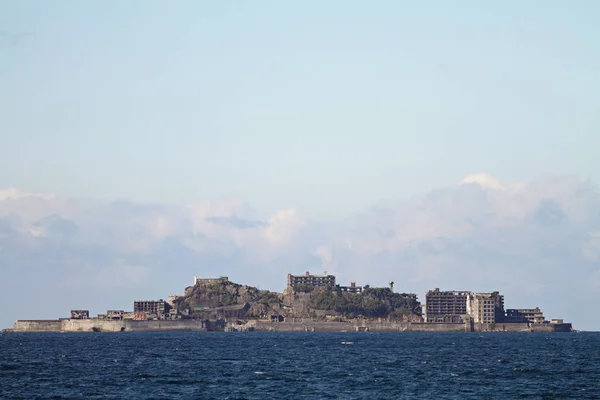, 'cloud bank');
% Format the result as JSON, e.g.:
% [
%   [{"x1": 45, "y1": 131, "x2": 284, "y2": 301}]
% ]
[{"x1": 1, "y1": 173, "x2": 599, "y2": 330}]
